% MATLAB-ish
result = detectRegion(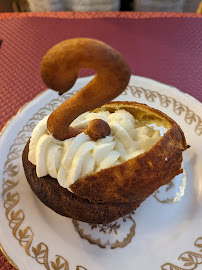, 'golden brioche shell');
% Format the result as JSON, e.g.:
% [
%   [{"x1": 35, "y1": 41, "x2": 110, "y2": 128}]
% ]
[{"x1": 70, "y1": 101, "x2": 187, "y2": 204}]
